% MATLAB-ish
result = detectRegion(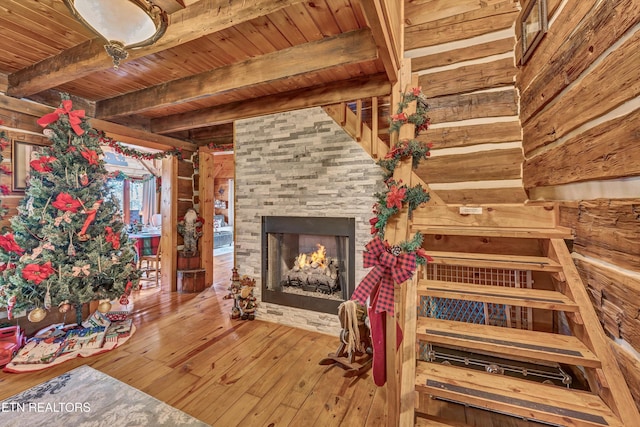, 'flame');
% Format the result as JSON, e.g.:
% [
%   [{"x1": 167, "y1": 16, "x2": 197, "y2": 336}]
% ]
[{"x1": 297, "y1": 244, "x2": 326, "y2": 268}]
